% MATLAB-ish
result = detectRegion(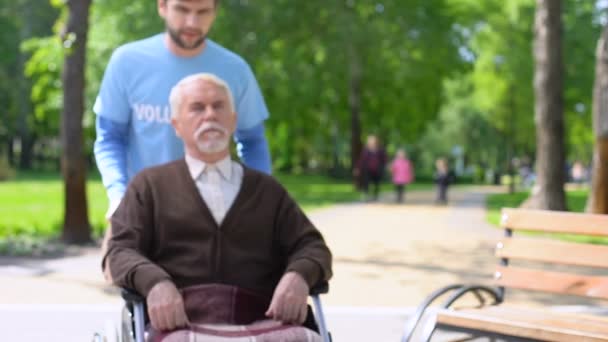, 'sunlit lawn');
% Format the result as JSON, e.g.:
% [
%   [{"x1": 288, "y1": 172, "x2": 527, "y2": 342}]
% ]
[
  {"x1": 486, "y1": 188, "x2": 608, "y2": 245},
  {"x1": 0, "y1": 171, "x2": 108, "y2": 240},
  {"x1": 0, "y1": 171, "x2": 432, "y2": 242}
]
